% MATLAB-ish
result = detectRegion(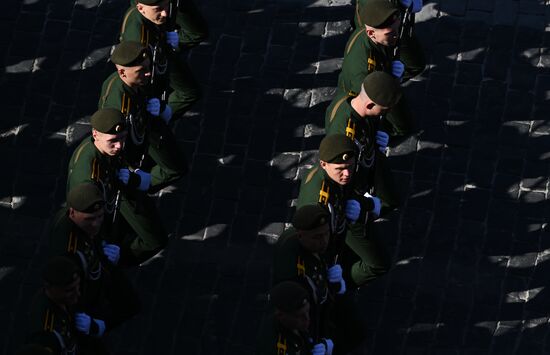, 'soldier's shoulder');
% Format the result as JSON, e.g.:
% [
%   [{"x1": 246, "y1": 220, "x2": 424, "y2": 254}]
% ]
[
  {"x1": 70, "y1": 137, "x2": 95, "y2": 164},
  {"x1": 120, "y1": 6, "x2": 145, "y2": 40},
  {"x1": 99, "y1": 72, "x2": 125, "y2": 109},
  {"x1": 344, "y1": 27, "x2": 368, "y2": 55}
]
